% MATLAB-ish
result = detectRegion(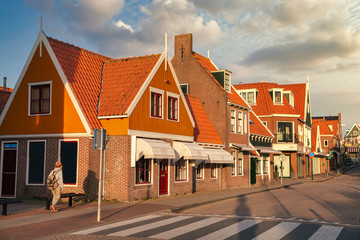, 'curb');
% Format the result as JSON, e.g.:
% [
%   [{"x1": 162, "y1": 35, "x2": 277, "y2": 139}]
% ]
[{"x1": 170, "y1": 182, "x2": 302, "y2": 213}]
